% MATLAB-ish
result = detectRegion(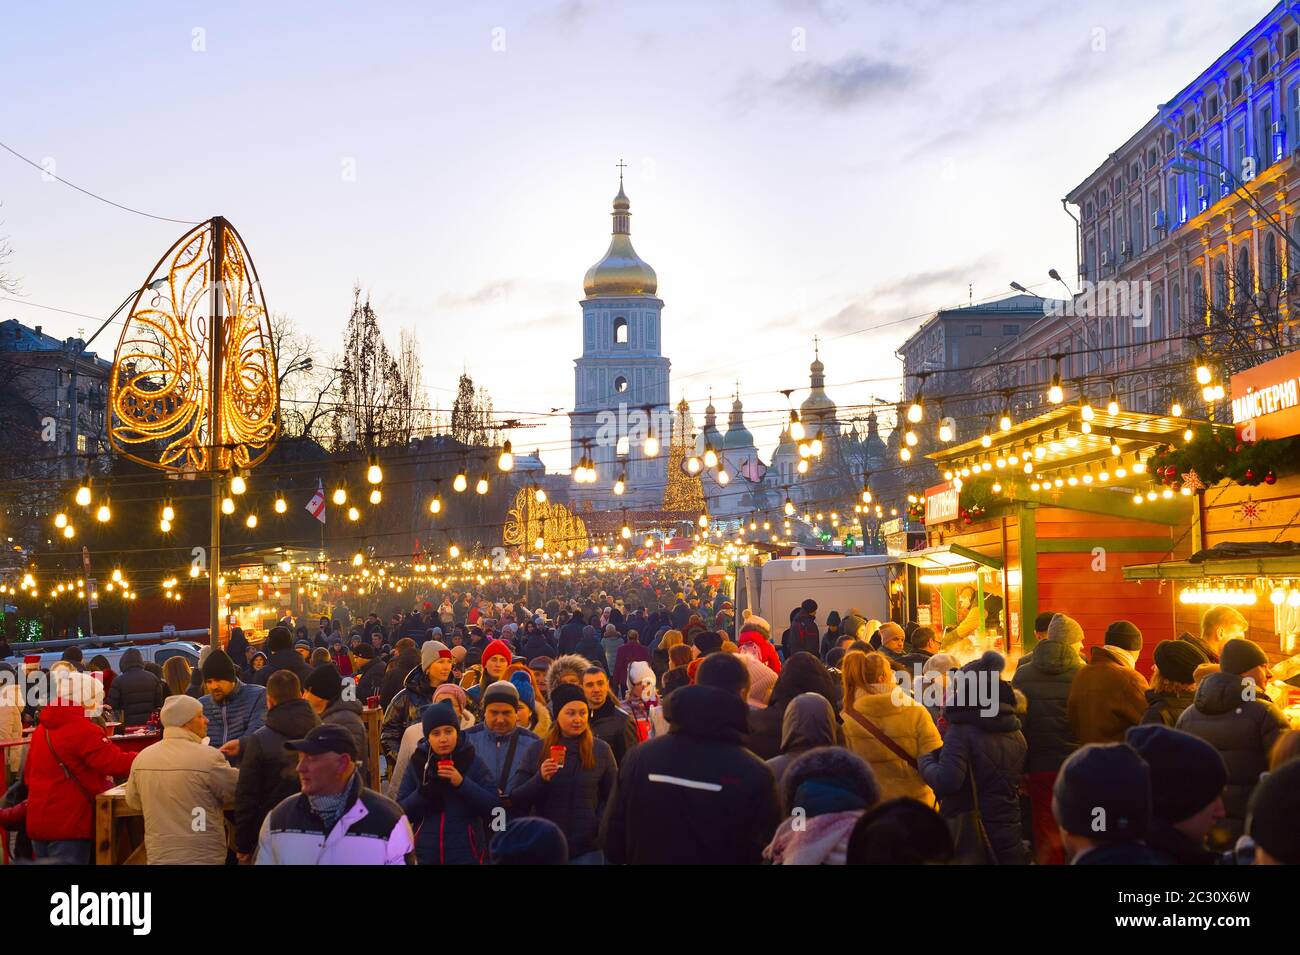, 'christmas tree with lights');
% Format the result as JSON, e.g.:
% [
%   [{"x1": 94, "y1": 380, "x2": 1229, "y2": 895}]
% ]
[{"x1": 663, "y1": 398, "x2": 706, "y2": 513}]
